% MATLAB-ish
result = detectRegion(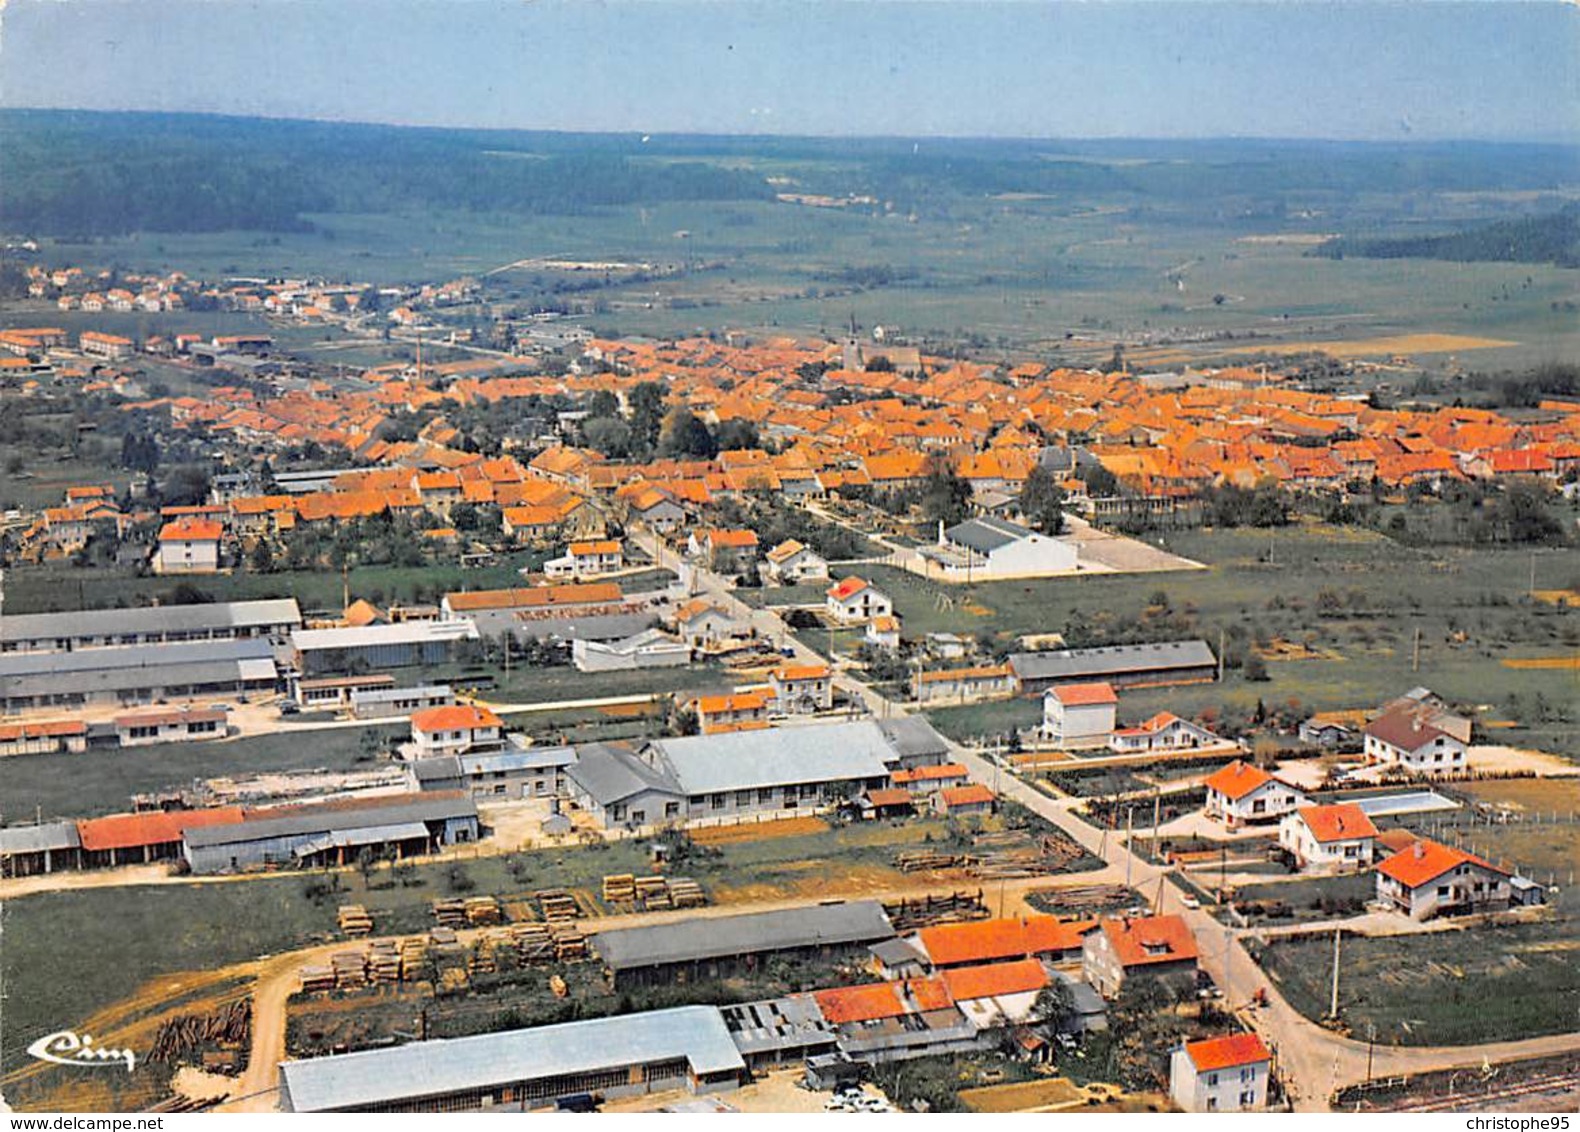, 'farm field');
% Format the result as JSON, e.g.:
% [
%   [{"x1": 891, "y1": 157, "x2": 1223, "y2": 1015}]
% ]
[
  {"x1": 901, "y1": 524, "x2": 1580, "y2": 757},
  {"x1": 1254, "y1": 920, "x2": 1580, "y2": 1047}
]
